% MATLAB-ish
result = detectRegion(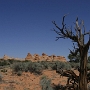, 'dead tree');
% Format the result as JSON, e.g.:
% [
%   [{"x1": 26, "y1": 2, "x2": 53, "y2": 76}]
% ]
[
  {"x1": 61, "y1": 70, "x2": 79, "y2": 83},
  {"x1": 52, "y1": 14, "x2": 90, "y2": 90},
  {"x1": 61, "y1": 70, "x2": 79, "y2": 90}
]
